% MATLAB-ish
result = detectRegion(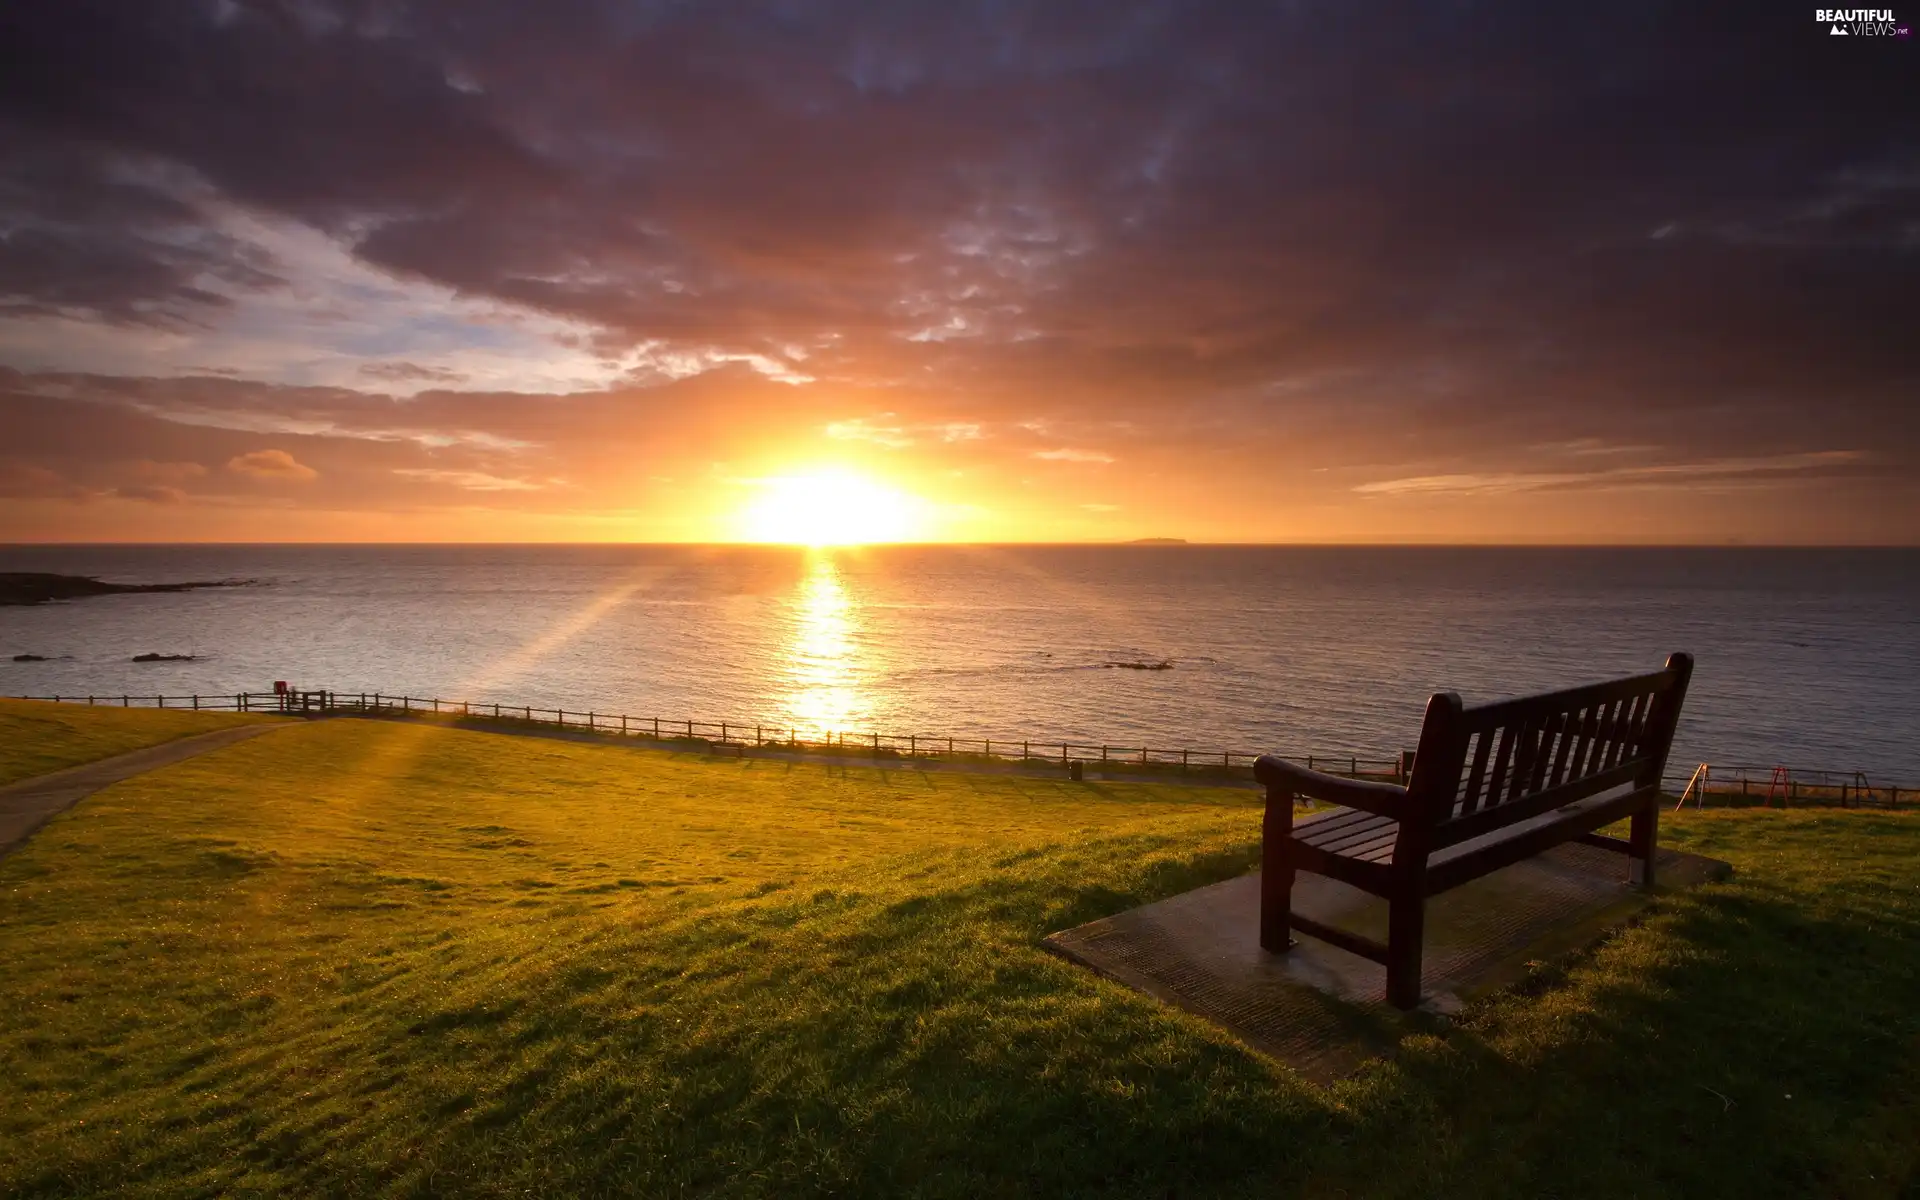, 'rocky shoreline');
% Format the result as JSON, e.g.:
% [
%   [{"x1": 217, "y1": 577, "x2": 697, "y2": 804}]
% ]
[{"x1": 0, "y1": 572, "x2": 261, "y2": 607}]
